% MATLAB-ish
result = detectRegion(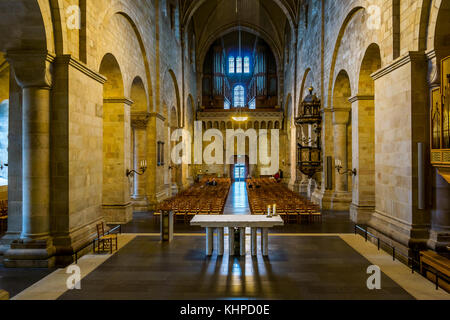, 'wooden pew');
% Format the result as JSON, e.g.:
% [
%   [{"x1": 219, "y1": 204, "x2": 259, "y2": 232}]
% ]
[{"x1": 420, "y1": 250, "x2": 450, "y2": 292}]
